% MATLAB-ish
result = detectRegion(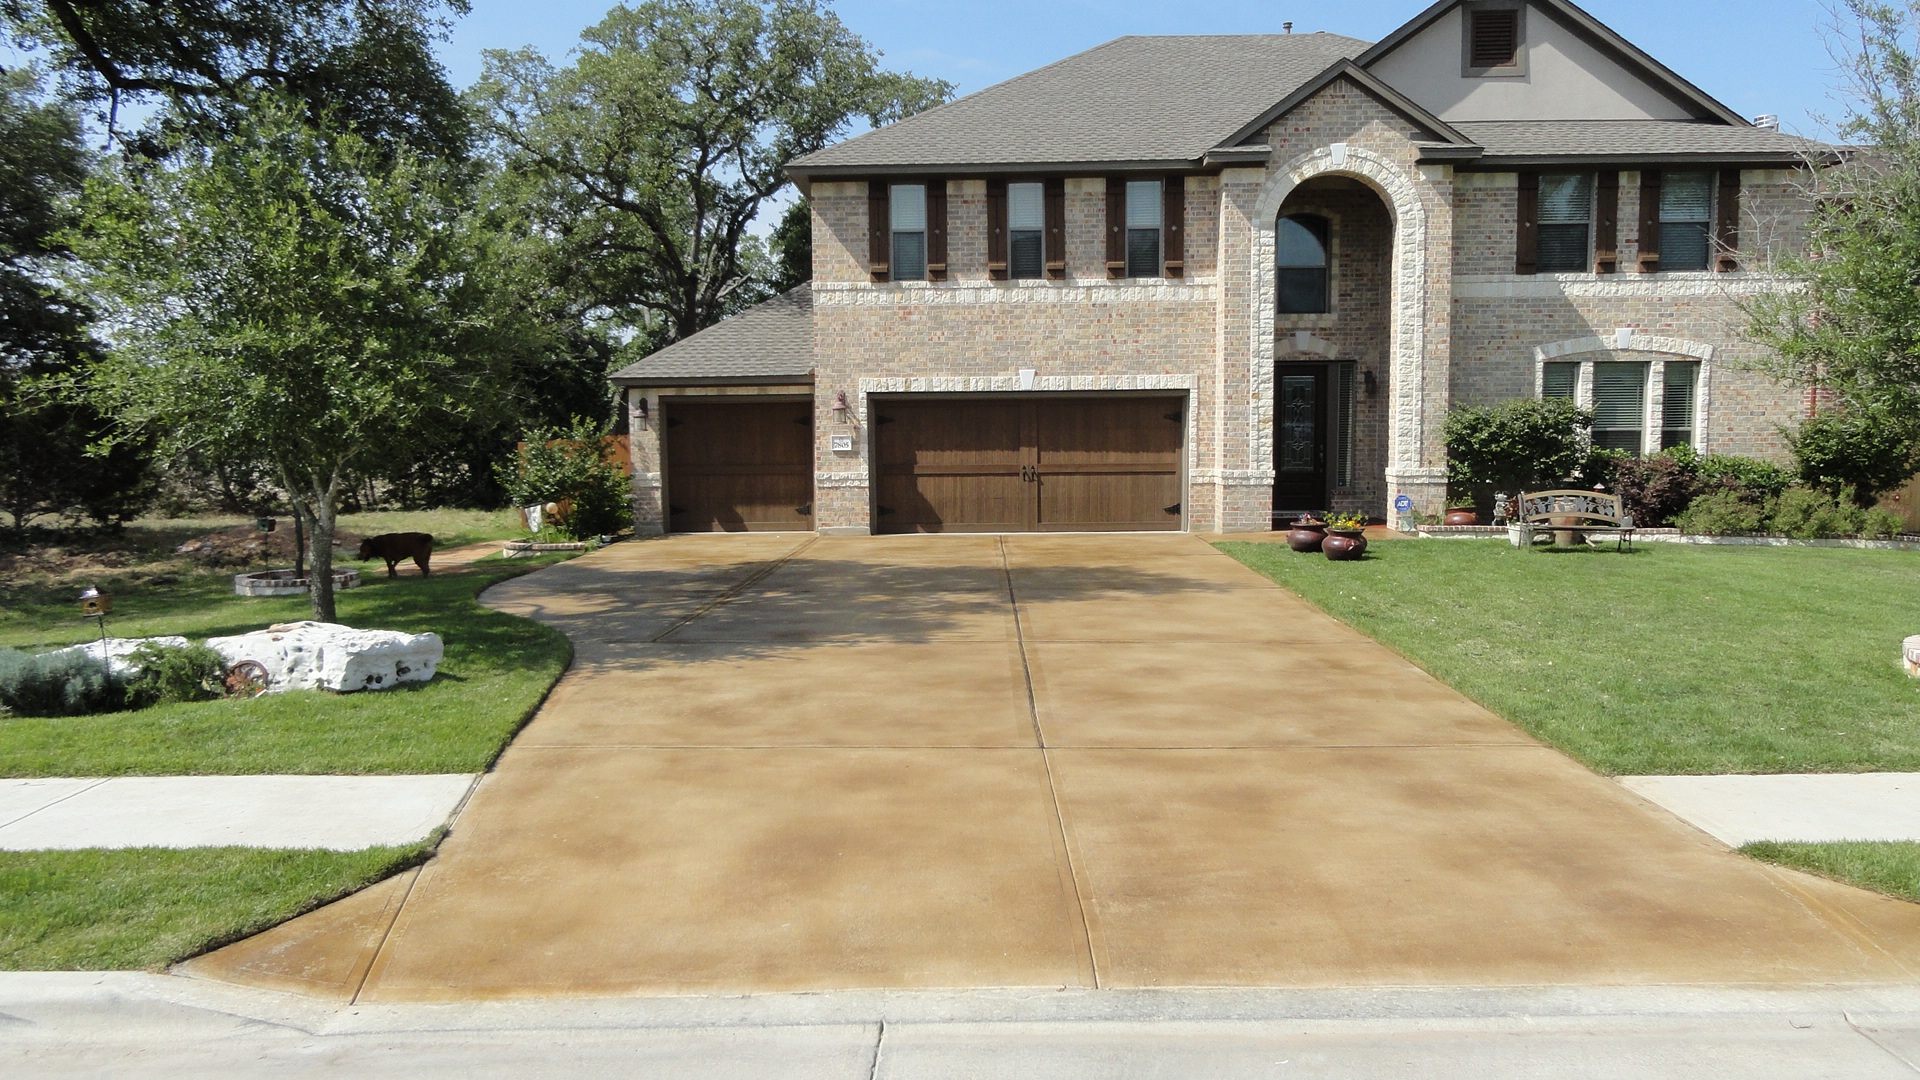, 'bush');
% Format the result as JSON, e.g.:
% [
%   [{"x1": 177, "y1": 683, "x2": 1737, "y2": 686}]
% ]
[
  {"x1": 1788, "y1": 408, "x2": 1920, "y2": 506},
  {"x1": 497, "y1": 418, "x2": 632, "y2": 541},
  {"x1": 1605, "y1": 449, "x2": 1701, "y2": 527},
  {"x1": 0, "y1": 648, "x2": 124, "y2": 717},
  {"x1": 1676, "y1": 489, "x2": 1771, "y2": 535},
  {"x1": 1444, "y1": 399, "x2": 1594, "y2": 510},
  {"x1": 1696, "y1": 454, "x2": 1795, "y2": 501},
  {"x1": 124, "y1": 643, "x2": 228, "y2": 708}
]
